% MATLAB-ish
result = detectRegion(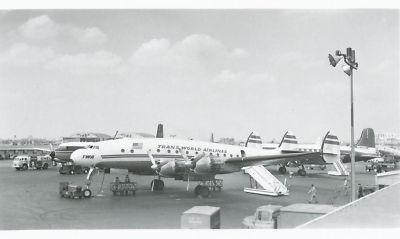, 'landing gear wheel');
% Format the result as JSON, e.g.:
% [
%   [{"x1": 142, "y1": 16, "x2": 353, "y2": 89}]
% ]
[
  {"x1": 69, "y1": 170, "x2": 75, "y2": 175},
  {"x1": 195, "y1": 185, "x2": 210, "y2": 198},
  {"x1": 22, "y1": 164, "x2": 28, "y2": 170},
  {"x1": 298, "y1": 169, "x2": 306, "y2": 176},
  {"x1": 83, "y1": 189, "x2": 92, "y2": 198},
  {"x1": 42, "y1": 163, "x2": 48, "y2": 169},
  {"x1": 83, "y1": 168, "x2": 89, "y2": 174},
  {"x1": 151, "y1": 179, "x2": 164, "y2": 191},
  {"x1": 278, "y1": 166, "x2": 287, "y2": 174}
]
